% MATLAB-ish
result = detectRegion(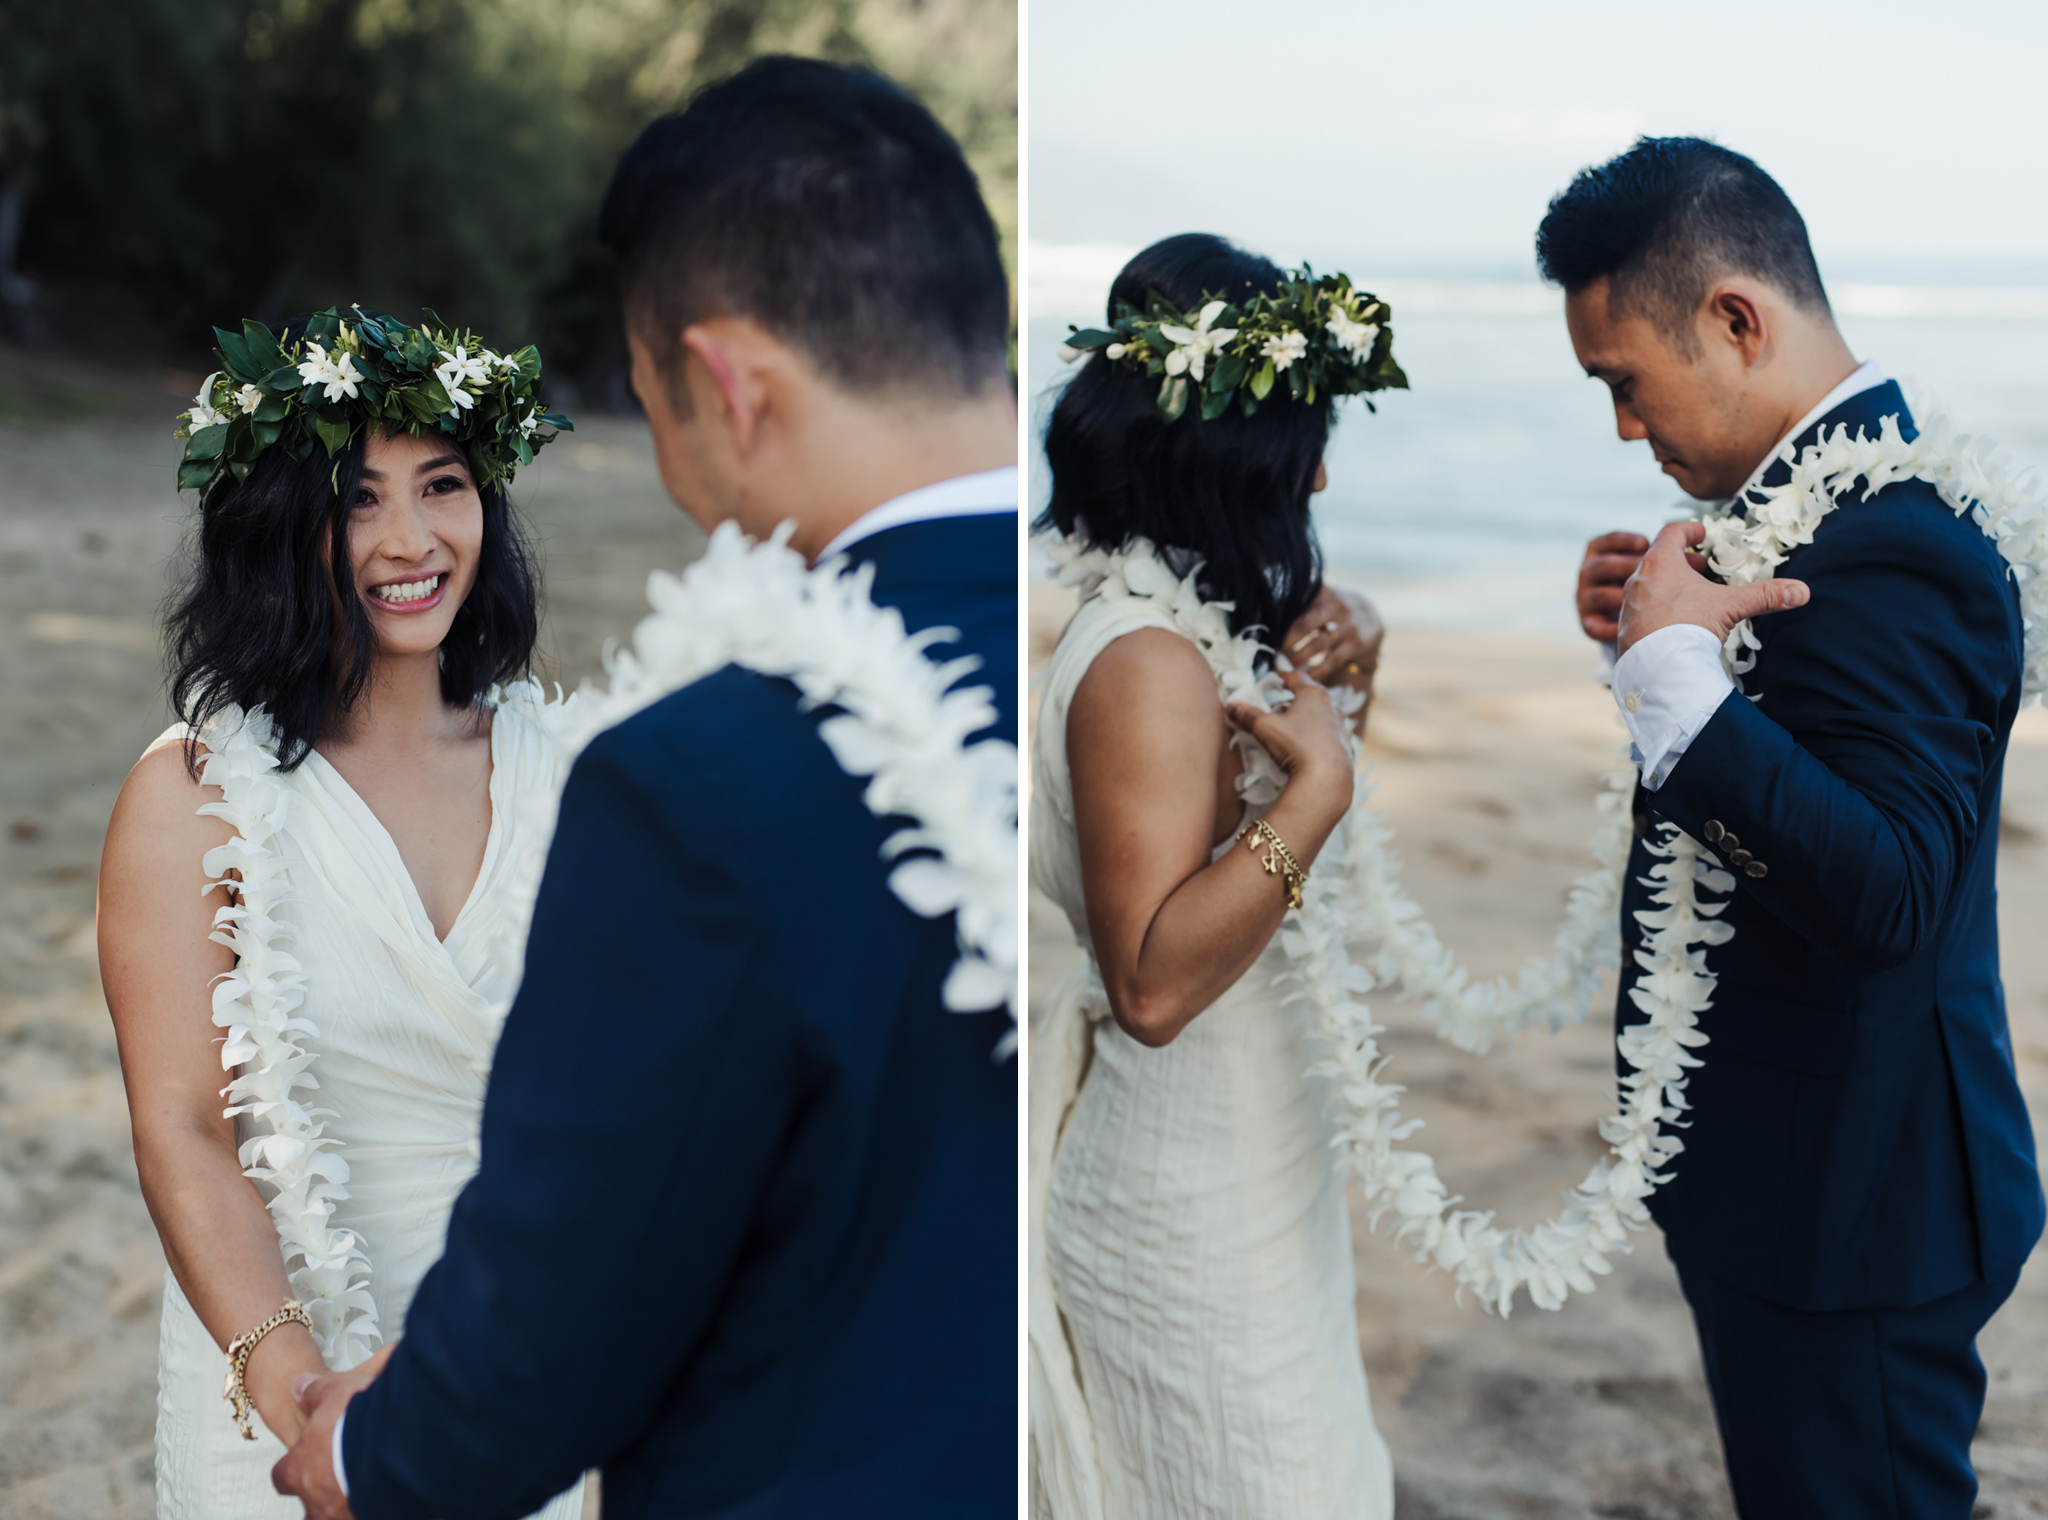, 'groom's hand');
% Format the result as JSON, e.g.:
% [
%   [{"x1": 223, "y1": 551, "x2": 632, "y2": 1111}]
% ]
[
  {"x1": 270, "y1": 1343, "x2": 395, "y2": 1519},
  {"x1": 1616, "y1": 521, "x2": 1809, "y2": 657},
  {"x1": 1577, "y1": 531, "x2": 1649, "y2": 642}
]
